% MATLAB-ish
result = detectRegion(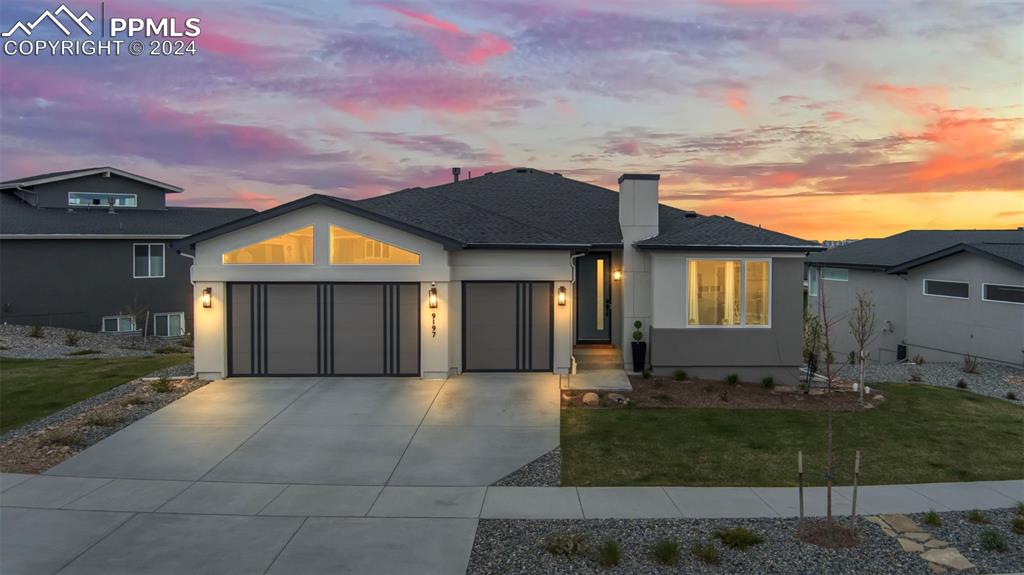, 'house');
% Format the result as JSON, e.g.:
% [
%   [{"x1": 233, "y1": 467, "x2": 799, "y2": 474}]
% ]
[
  {"x1": 0, "y1": 167, "x2": 254, "y2": 336},
  {"x1": 175, "y1": 168, "x2": 822, "y2": 382},
  {"x1": 806, "y1": 229, "x2": 1024, "y2": 367}
]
